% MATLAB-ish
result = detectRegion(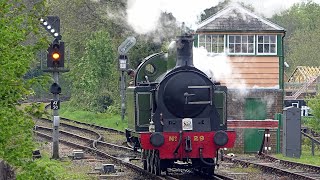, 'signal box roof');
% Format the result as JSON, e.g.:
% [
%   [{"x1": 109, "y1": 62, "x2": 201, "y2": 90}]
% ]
[{"x1": 196, "y1": 3, "x2": 285, "y2": 33}]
